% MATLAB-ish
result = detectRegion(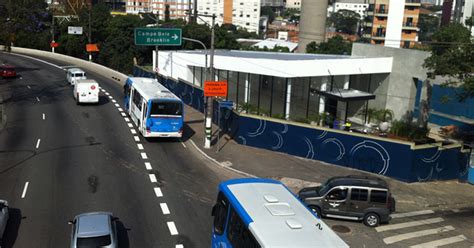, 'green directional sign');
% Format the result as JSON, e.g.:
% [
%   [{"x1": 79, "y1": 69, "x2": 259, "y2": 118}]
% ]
[{"x1": 134, "y1": 28, "x2": 182, "y2": 46}]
